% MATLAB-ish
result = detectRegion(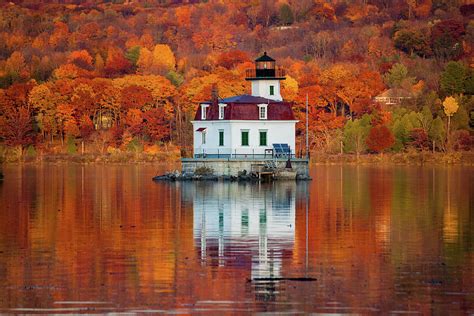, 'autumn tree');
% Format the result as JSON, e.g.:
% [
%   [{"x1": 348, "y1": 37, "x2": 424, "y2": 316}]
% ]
[
  {"x1": 124, "y1": 108, "x2": 144, "y2": 137},
  {"x1": 0, "y1": 106, "x2": 34, "y2": 156},
  {"x1": 68, "y1": 50, "x2": 94, "y2": 71},
  {"x1": 442, "y1": 96, "x2": 459, "y2": 151},
  {"x1": 120, "y1": 85, "x2": 153, "y2": 110},
  {"x1": 104, "y1": 47, "x2": 132, "y2": 77},
  {"x1": 216, "y1": 50, "x2": 250, "y2": 69},
  {"x1": 144, "y1": 108, "x2": 170, "y2": 142},
  {"x1": 366, "y1": 125, "x2": 395, "y2": 153},
  {"x1": 431, "y1": 19, "x2": 464, "y2": 61}
]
